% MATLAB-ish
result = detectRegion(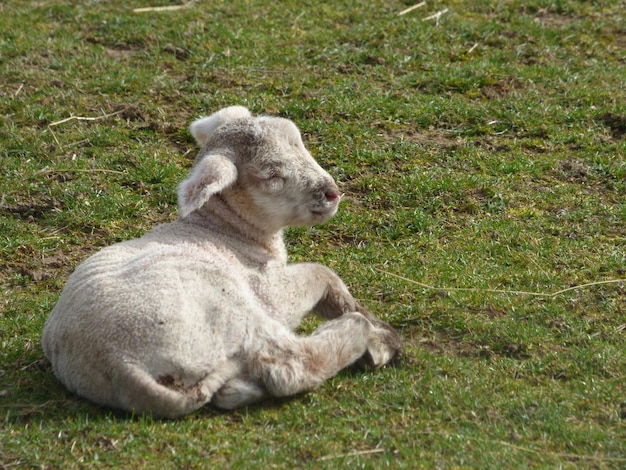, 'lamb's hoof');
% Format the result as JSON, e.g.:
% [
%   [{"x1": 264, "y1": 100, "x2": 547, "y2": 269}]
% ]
[
  {"x1": 357, "y1": 321, "x2": 402, "y2": 369},
  {"x1": 211, "y1": 378, "x2": 267, "y2": 410}
]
